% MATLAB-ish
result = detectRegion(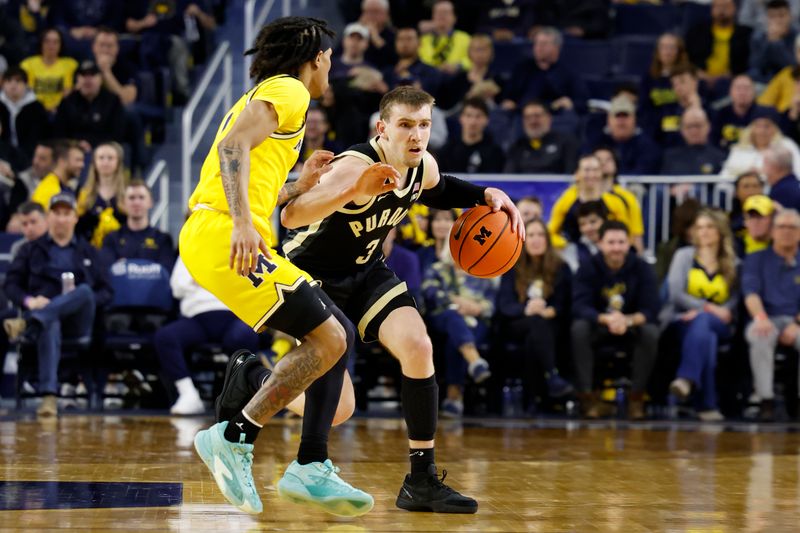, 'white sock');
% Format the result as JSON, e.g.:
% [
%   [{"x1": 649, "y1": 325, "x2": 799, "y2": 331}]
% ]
[{"x1": 175, "y1": 377, "x2": 198, "y2": 397}]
